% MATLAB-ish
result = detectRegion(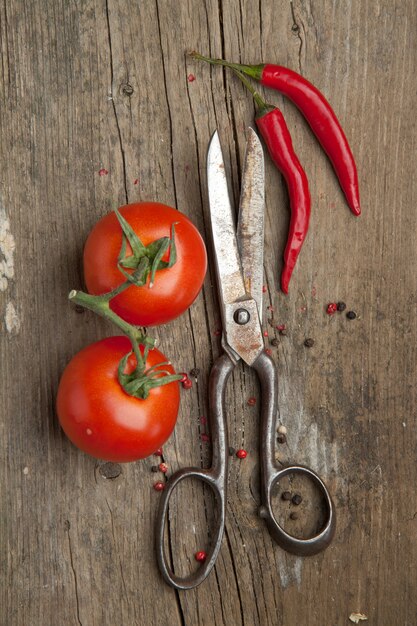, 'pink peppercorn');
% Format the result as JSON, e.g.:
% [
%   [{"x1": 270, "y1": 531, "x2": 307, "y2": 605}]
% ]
[
  {"x1": 326, "y1": 302, "x2": 337, "y2": 315},
  {"x1": 182, "y1": 378, "x2": 192, "y2": 389},
  {"x1": 154, "y1": 448, "x2": 163, "y2": 456},
  {"x1": 247, "y1": 397, "x2": 256, "y2": 406},
  {"x1": 195, "y1": 551, "x2": 207, "y2": 562},
  {"x1": 153, "y1": 482, "x2": 165, "y2": 491},
  {"x1": 159, "y1": 463, "x2": 168, "y2": 473},
  {"x1": 236, "y1": 449, "x2": 247, "y2": 459}
]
